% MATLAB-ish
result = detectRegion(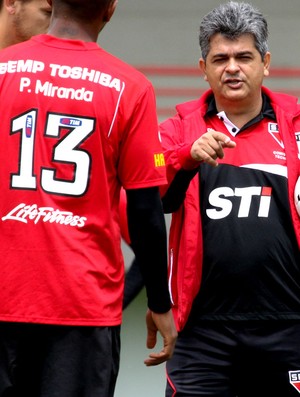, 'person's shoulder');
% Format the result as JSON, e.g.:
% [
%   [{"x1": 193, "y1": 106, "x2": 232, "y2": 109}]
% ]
[
  {"x1": 173, "y1": 90, "x2": 212, "y2": 119},
  {"x1": 98, "y1": 47, "x2": 152, "y2": 88},
  {"x1": 262, "y1": 86, "x2": 300, "y2": 114},
  {"x1": 0, "y1": 37, "x2": 40, "y2": 60},
  {"x1": 0, "y1": 41, "x2": 27, "y2": 55}
]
